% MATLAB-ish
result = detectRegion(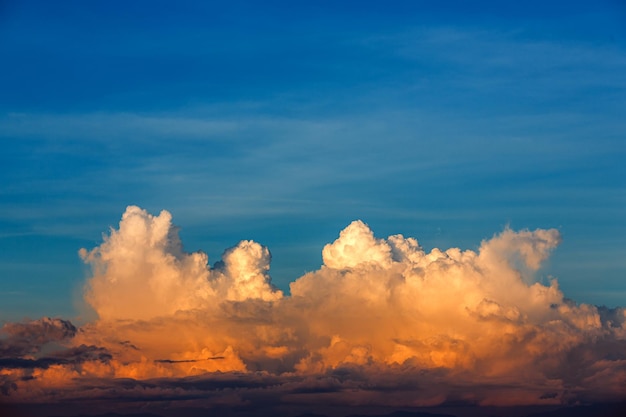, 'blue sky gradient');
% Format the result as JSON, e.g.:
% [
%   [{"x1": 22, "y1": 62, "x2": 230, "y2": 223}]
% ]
[{"x1": 1, "y1": 0, "x2": 625, "y2": 320}]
